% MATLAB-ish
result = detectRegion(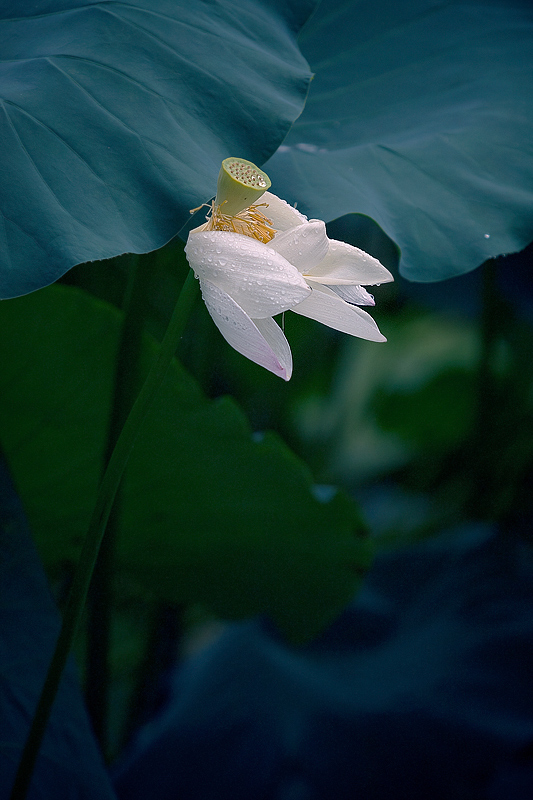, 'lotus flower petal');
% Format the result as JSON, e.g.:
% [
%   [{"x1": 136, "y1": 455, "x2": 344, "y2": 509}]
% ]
[
  {"x1": 185, "y1": 166, "x2": 392, "y2": 378},
  {"x1": 293, "y1": 285, "x2": 386, "y2": 342},
  {"x1": 270, "y1": 220, "x2": 330, "y2": 272},
  {"x1": 185, "y1": 230, "x2": 310, "y2": 319},
  {"x1": 327, "y1": 284, "x2": 375, "y2": 306},
  {"x1": 305, "y1": 239, "x2": 394, "y2": 285},
  {"x1": 261, "y1": 191, "x2": 308, "y2": 231},
  {"x1": 199, "y1": 278, "x2": 292, "y2": 380}
]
